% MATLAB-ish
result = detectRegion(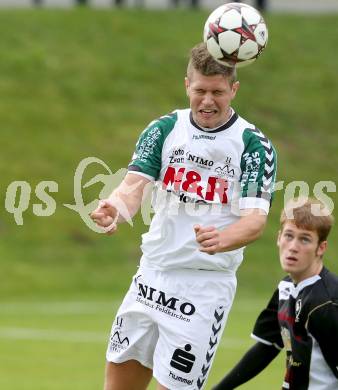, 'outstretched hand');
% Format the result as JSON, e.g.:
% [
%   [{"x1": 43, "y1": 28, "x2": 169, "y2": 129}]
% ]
[
  {"x1": 194, "y1": 224, "x2": 223, "y2": 255},
  {"x1": 90, "y1": 200, "x2": 119, "y2": 235}
]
